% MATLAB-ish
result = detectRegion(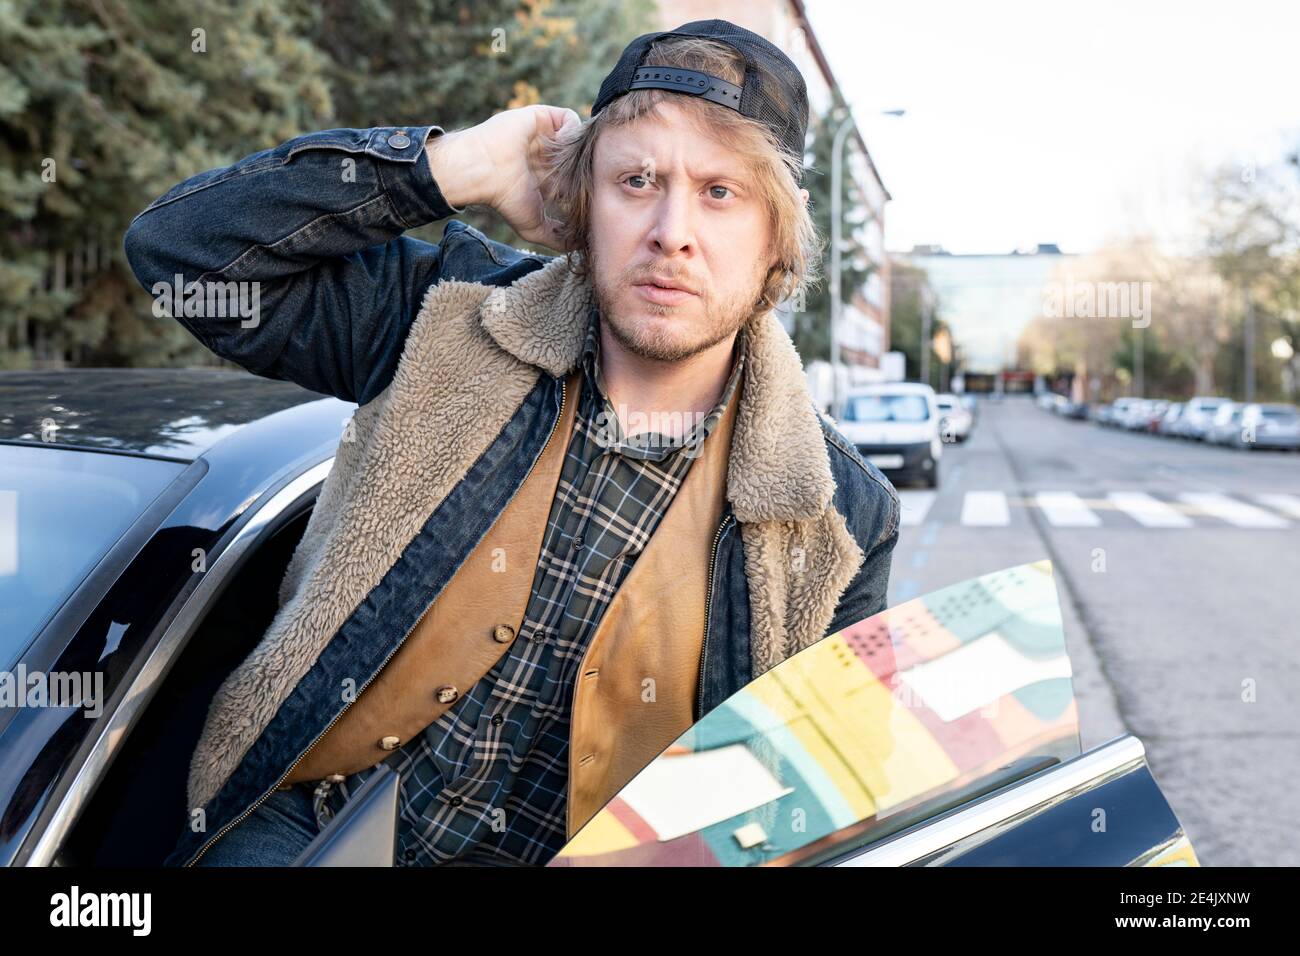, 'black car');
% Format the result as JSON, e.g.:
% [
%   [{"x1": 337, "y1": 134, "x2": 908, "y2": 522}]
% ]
[{"x1": 0, "y1": 369, "x2": 351, "y2": 866}]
